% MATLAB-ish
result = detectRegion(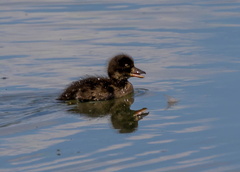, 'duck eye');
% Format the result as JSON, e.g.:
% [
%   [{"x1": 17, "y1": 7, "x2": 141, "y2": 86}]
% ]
[{"x1": 125, "y1": 64, "x2": 130, "y2": 67}]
